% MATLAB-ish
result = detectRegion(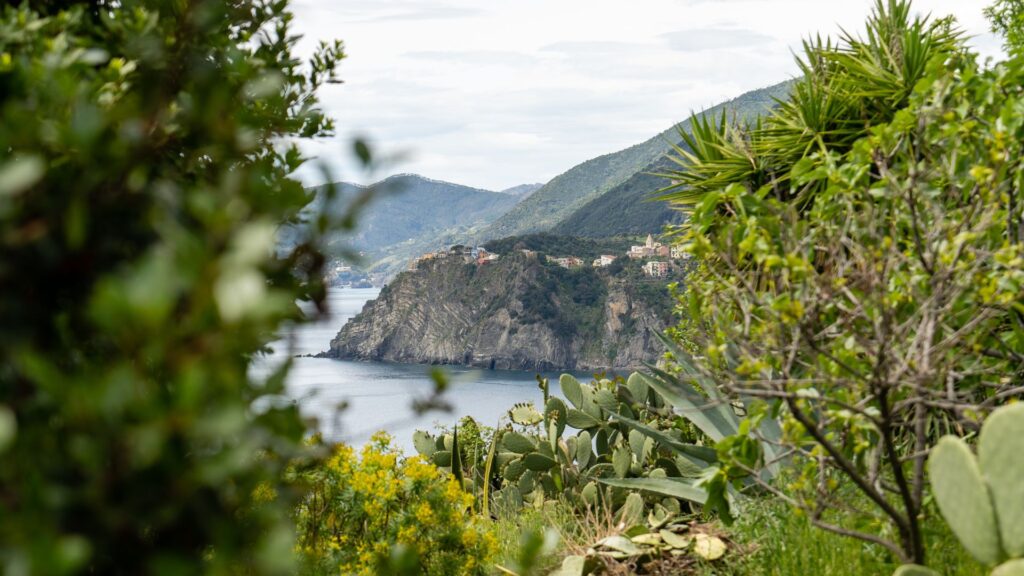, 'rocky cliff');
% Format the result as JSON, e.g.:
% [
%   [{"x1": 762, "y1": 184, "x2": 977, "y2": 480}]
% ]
[{"x1": 321, "y1": 252, "x2": 675, "y2": 372}]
